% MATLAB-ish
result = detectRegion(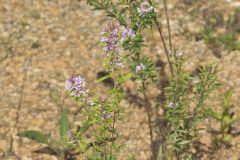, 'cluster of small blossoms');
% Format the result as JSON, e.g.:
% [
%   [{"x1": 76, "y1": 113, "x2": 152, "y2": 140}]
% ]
[
  {"x1": 121, "y1": 27, "x2": 135, "y2": 43},
  {"x1": 136, "y1": 63, "x2": 146, "y2": 73},
  {"x1": 101, "y1": 22, "x2": 135, "y2": 70},
  {"x1": 98, "y1": 97, "x2": 111, "y2": 120},
  {"x1": 67, "y1": 130, "x2": 77, "y2": 144},
  {"x1": 107, "y1": 54, "x2": 124, "y2": 69},
  {"x1": 101, "y1": 22, "x2": 122, "y2": 53},
  {"x1": 101, "y1": 109, "x2": 111, "y2": 120},
  {"x1": 65, "y1": 75, "x2": 89, "y2": 101},
  {"x1": 137, "y1": 1, "x2": 154, "y2": 16},
  {"x1": 97, "y1": 103, "x2": 111, "y2": 120}
]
